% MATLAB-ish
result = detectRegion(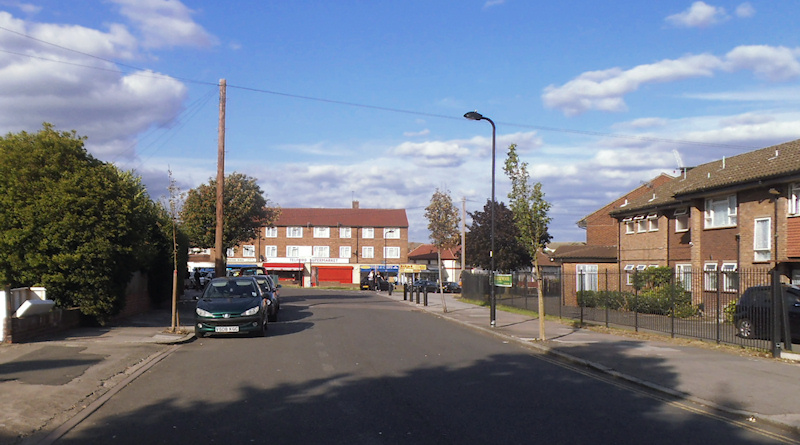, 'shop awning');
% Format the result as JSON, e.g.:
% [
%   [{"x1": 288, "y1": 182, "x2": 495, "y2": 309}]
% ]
[{"x1": 262, "y1": 262, "x2": 304, "y2": 271}]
